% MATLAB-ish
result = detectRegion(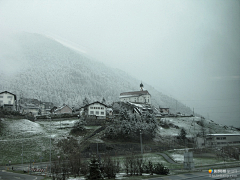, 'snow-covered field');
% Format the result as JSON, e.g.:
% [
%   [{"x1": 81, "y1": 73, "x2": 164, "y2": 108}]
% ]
[{"x1": 0, "y1": 118, "x2": 79, "y2": 165}]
